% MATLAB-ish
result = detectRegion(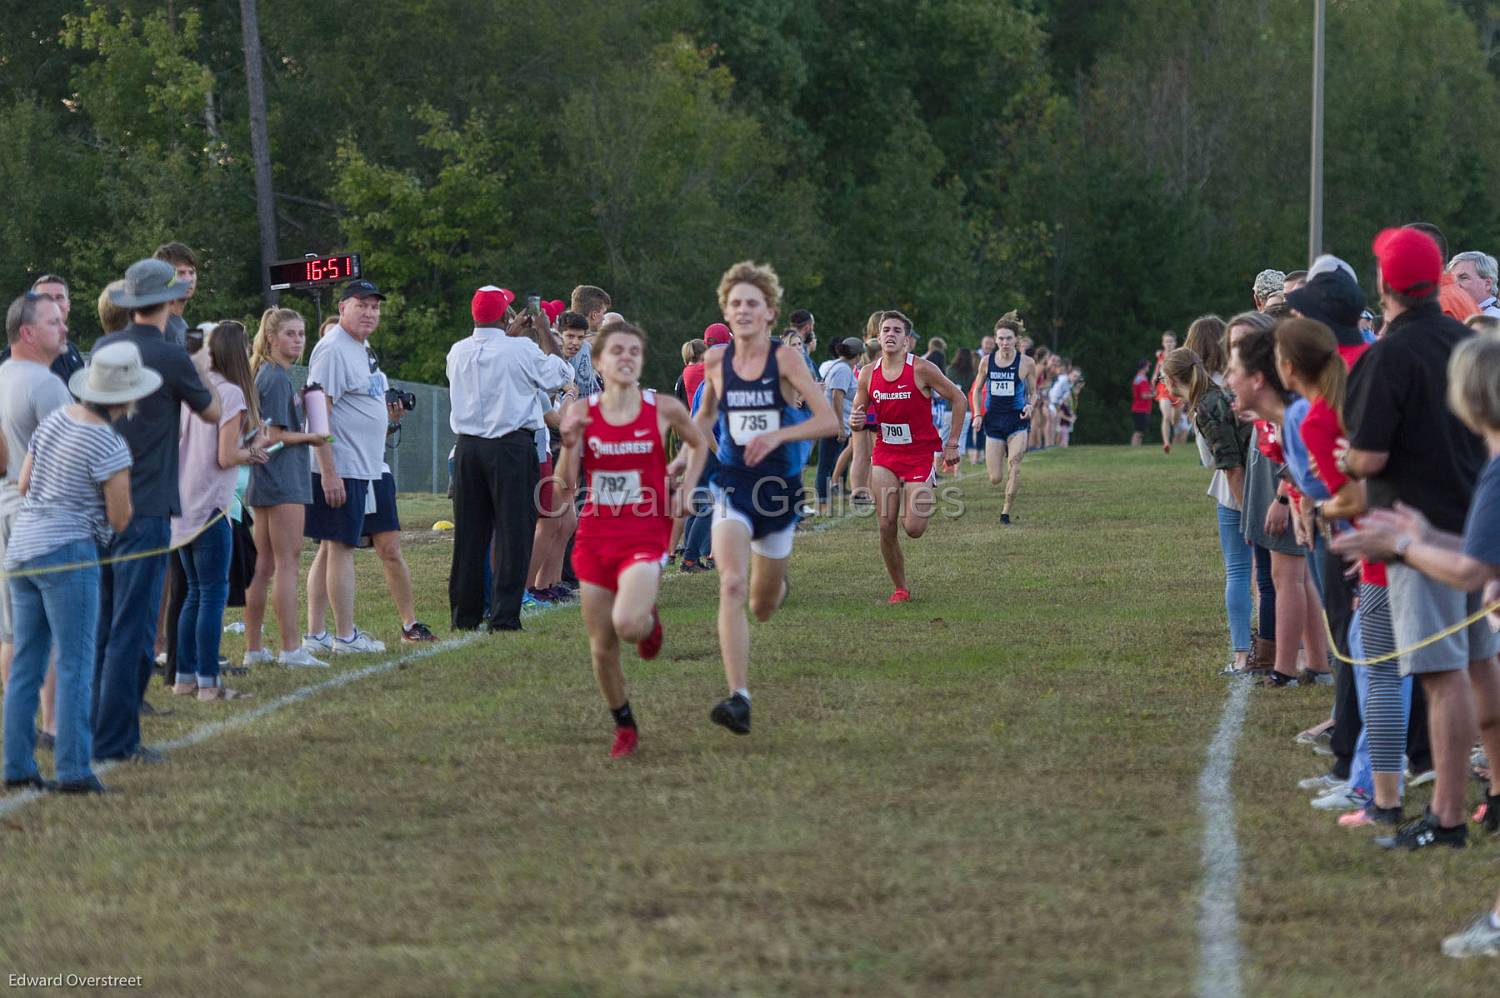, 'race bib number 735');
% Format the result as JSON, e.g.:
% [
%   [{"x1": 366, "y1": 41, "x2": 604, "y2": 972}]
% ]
[{"x1": 729, "y1": 409, "x2": 781, "y2": 446}]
